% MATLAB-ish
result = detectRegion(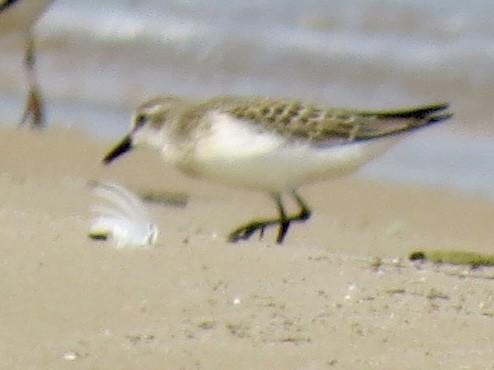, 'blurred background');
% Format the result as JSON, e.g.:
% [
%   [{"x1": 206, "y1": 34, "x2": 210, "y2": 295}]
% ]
[{"x1": 0, "y1": 0, "x2": 493, "y2": 197}]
